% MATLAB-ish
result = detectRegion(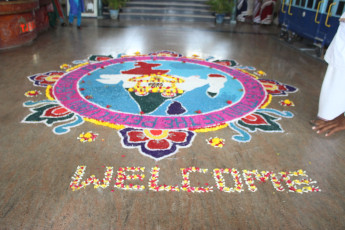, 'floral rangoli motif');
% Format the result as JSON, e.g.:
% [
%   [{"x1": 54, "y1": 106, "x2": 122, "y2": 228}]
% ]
[
  {"x1": 119, "y1": 128, "x2": 195, "y2": 160},
  {"x1": 28, "y1": 71, "x2": 65, "y2": 87}
]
